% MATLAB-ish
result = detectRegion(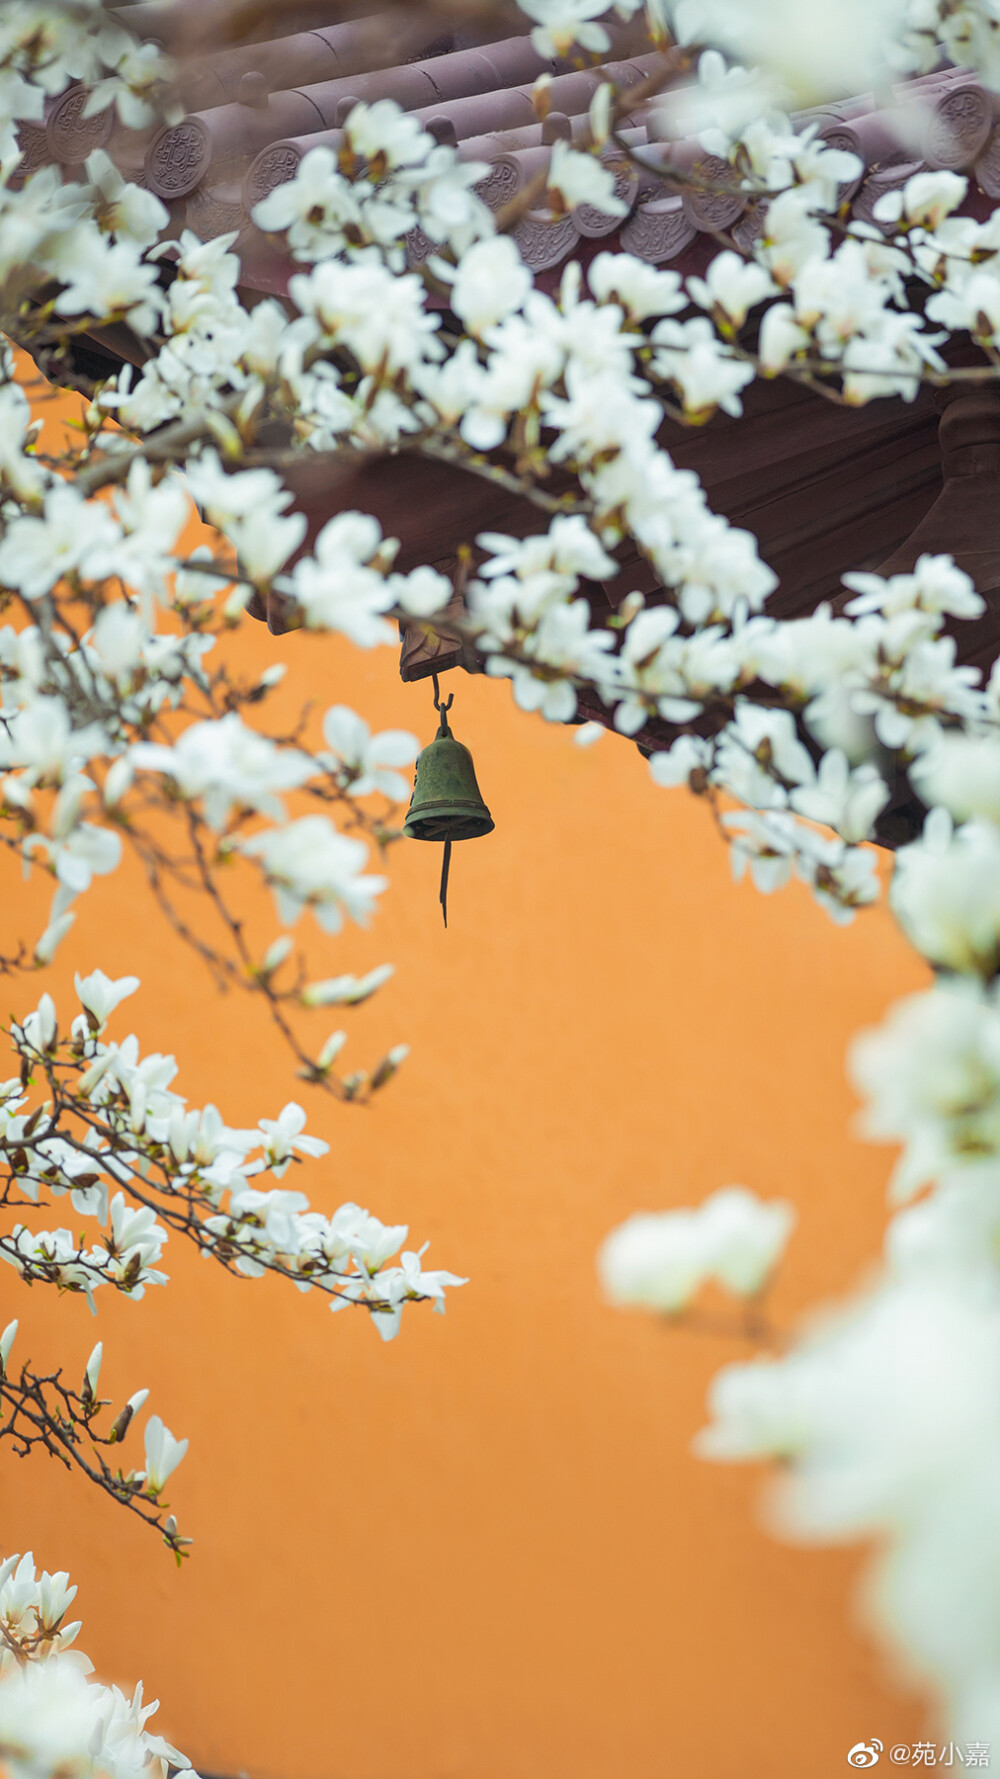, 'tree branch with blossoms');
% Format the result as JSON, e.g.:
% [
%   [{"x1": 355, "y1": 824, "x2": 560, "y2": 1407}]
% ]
[
  {"x1": 0, "y1": 967, "x2": 464, "y2": 1576},
  {"x1": 0, "y1": 1338, "x2": 191, "y2": 1563}
]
